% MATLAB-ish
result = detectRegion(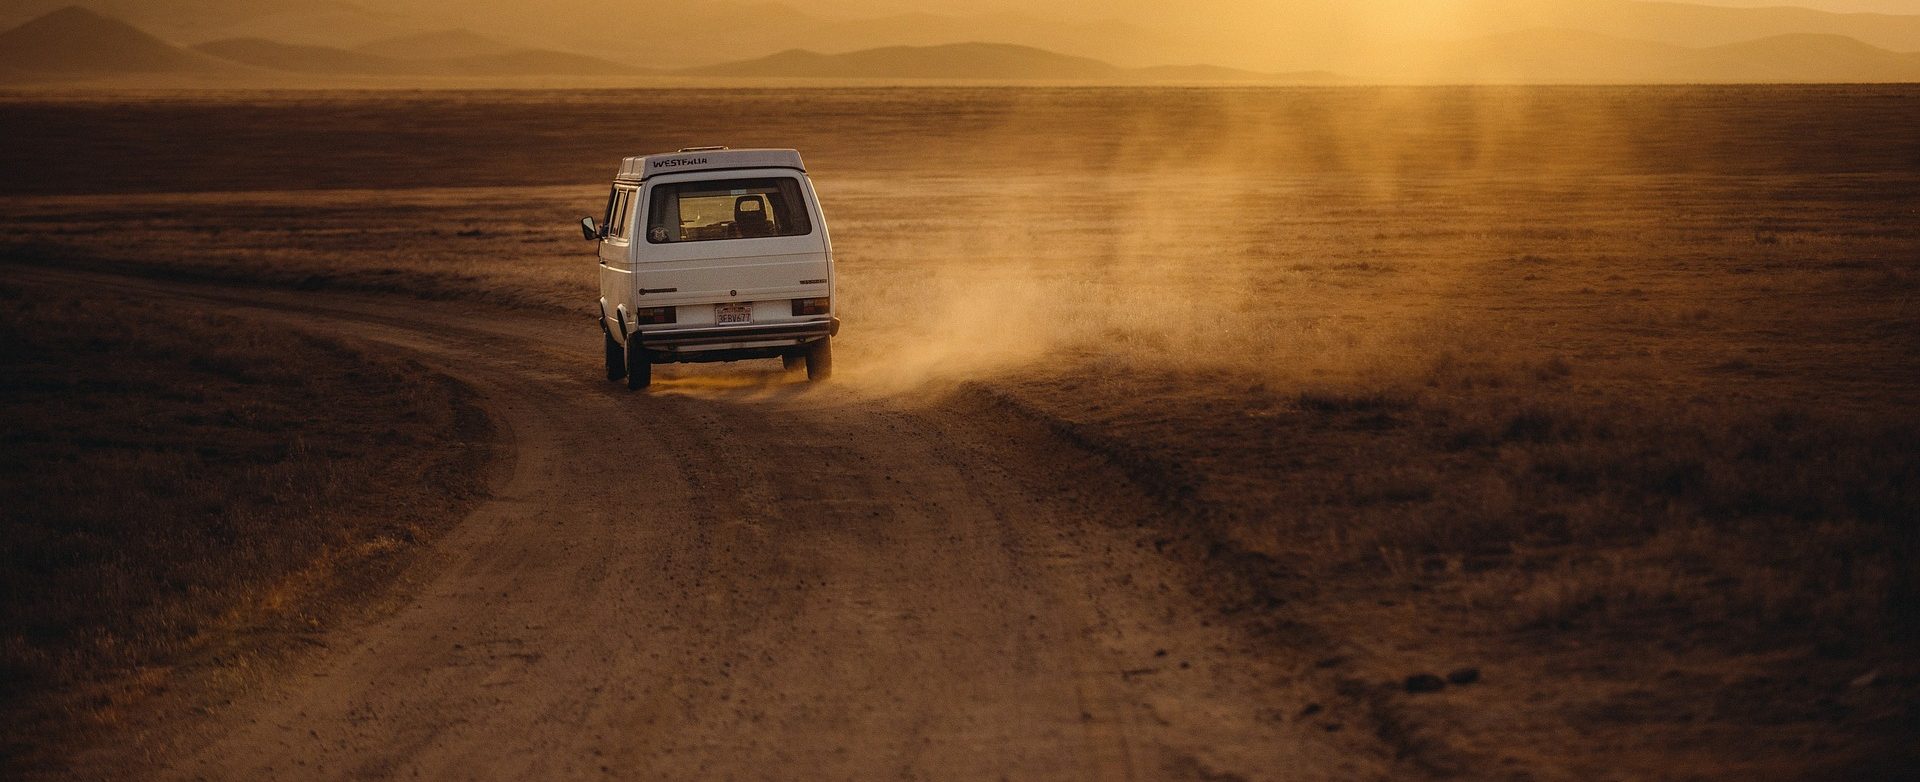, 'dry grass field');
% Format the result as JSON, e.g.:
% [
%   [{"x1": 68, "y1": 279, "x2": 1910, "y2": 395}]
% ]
[
  {"x1": 2, "y1": 85, "x2": 1916, "y2": 778},
  {"x1": 0, "y1": 280, "x2": 493, "y2": 768}
]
